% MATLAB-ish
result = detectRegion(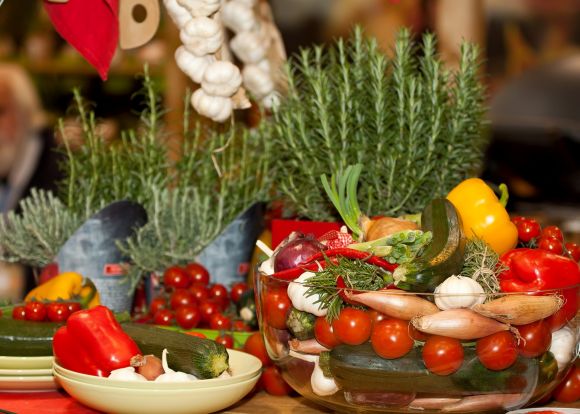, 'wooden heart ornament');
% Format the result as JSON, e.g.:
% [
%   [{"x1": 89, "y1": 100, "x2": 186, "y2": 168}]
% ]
[{"x1": 44, "y1": 0, "x2": 119, "y2": 80}]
